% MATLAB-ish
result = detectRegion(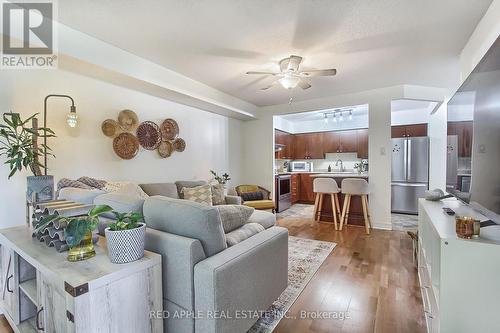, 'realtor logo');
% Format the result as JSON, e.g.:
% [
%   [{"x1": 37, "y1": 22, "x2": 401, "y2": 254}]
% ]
[{"x1": 1, "y1": 1, "x2": 57, "y2": 69}]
